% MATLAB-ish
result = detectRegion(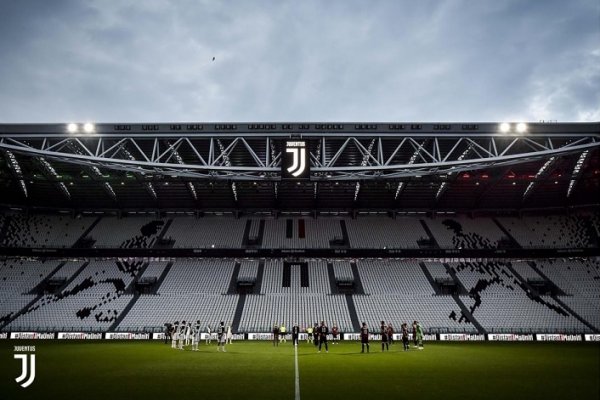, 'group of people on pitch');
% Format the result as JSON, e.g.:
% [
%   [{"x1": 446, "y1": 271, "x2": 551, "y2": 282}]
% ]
[
  {"x1": 360, "y1": 320, "x2": 424, "y2": 353},
  {"x1": 272, "y1": 321, "x2": 339, "y2": 352},
  {"x1": 166, "y1": 320, "x2": 233, "y2": 352}
]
